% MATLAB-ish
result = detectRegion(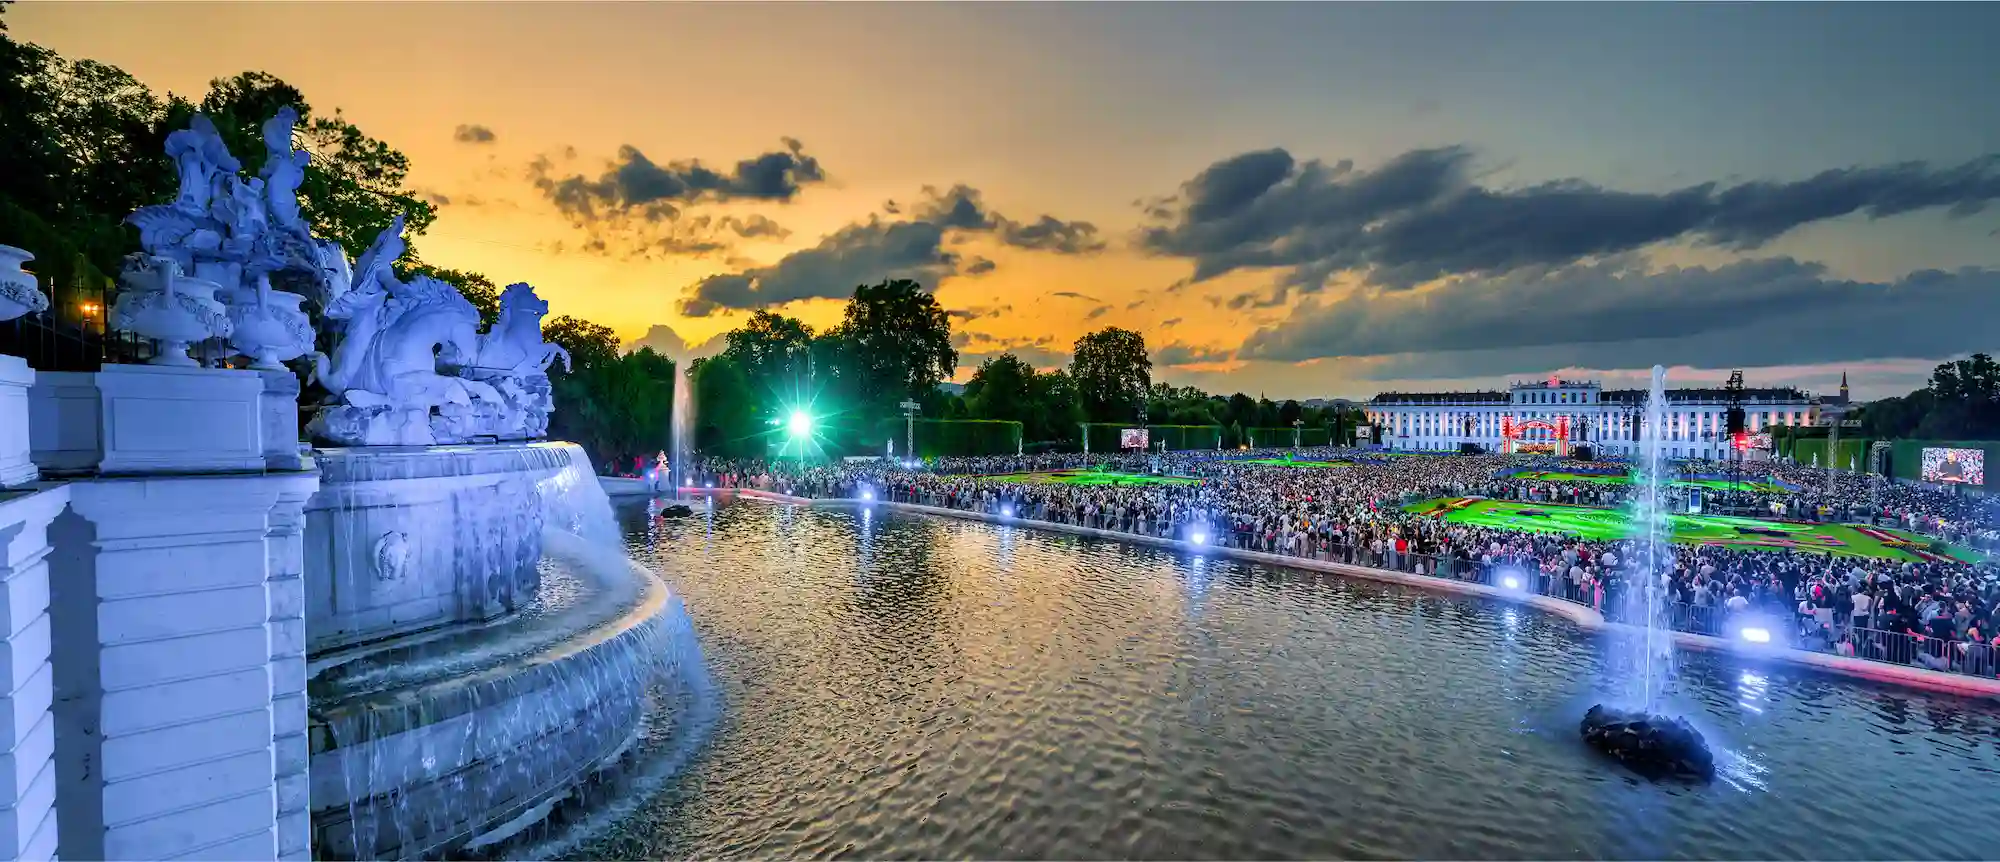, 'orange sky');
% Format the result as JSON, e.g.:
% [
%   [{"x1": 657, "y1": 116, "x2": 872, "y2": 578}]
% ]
[{"x1": 12, "y1": 3, "x2": 1999, "y2": 400}]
